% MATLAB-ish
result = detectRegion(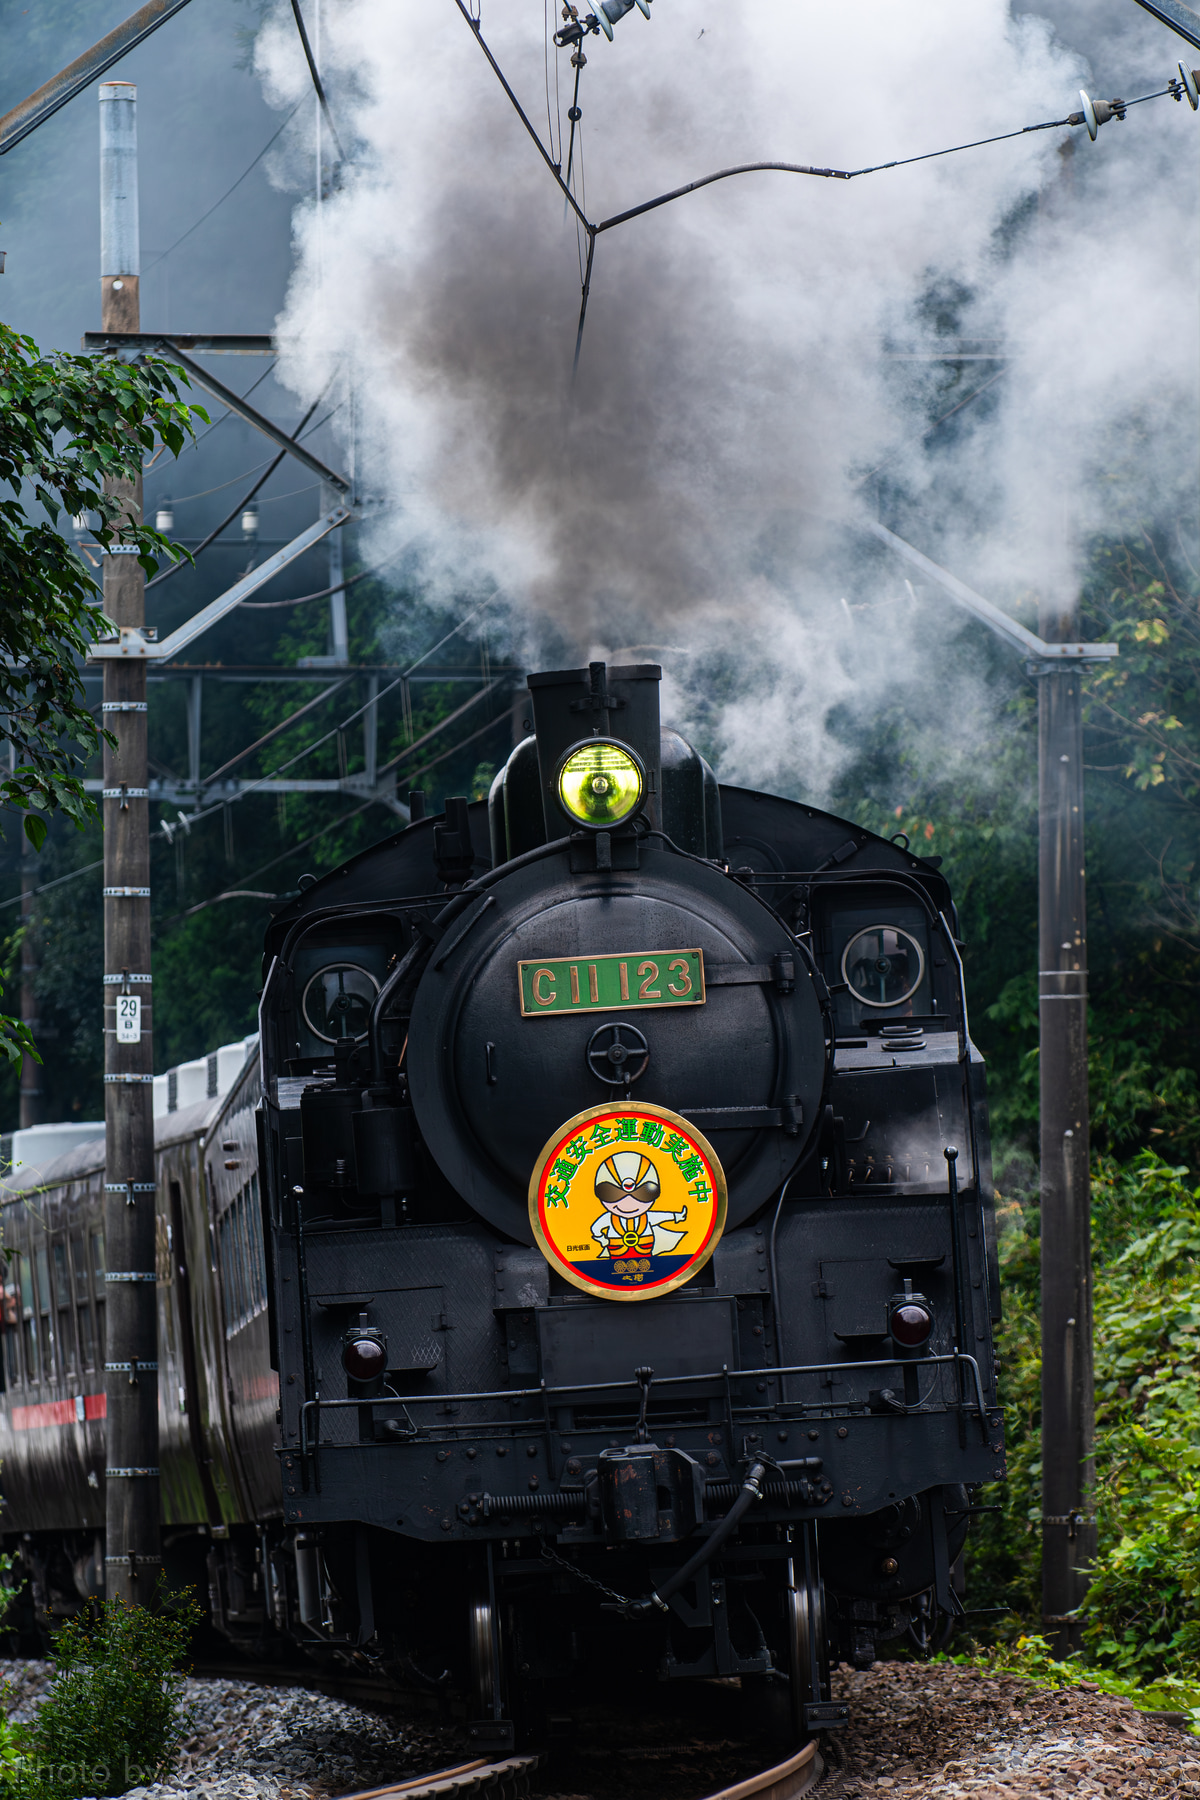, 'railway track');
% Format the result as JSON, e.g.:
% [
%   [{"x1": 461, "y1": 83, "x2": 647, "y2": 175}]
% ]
[
  {"x1": 195, "y1": 1657, "x2": 830, "y2": 1800},
  {"x1": 336, "y1": 1737, "x2": 825, "y2": 1800}
]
